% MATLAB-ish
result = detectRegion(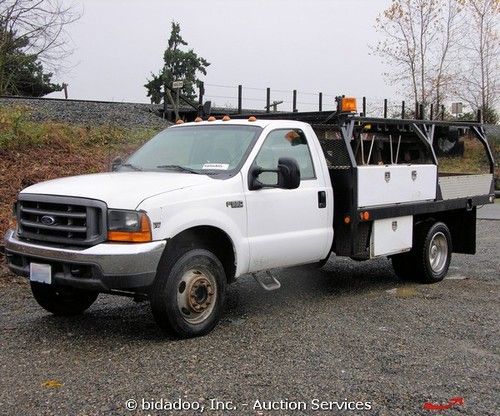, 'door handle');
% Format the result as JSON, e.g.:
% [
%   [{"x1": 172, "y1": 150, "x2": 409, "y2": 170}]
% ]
[{"x1": 318, "y1": 191, "x2": 327, "y2": 208}]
